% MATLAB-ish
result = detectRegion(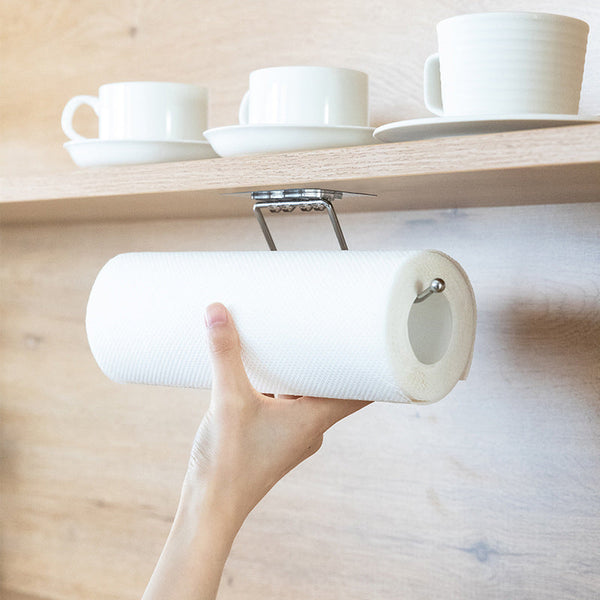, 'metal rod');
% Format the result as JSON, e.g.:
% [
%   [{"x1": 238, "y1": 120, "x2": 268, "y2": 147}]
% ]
[
  {"x1": 321, "y1": 197, "x2": 348, "y2": 251},
  {"x1": 253, "y1": 204, "x2": 277, "y2": 250},
  {"x1": 414, "y1": 278, "x2": 446, "y2": 303}
]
